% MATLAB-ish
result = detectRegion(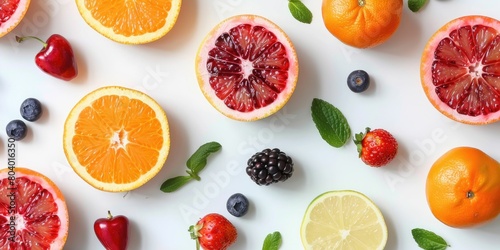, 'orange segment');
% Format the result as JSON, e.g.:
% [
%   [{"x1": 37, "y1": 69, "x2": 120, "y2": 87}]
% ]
[
  {"x1": 64, "y1": 86, "x2": 170, "y2": 192},
  {"x1": 76, "y1": 0, "x2": 182, "y2": 44}
]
